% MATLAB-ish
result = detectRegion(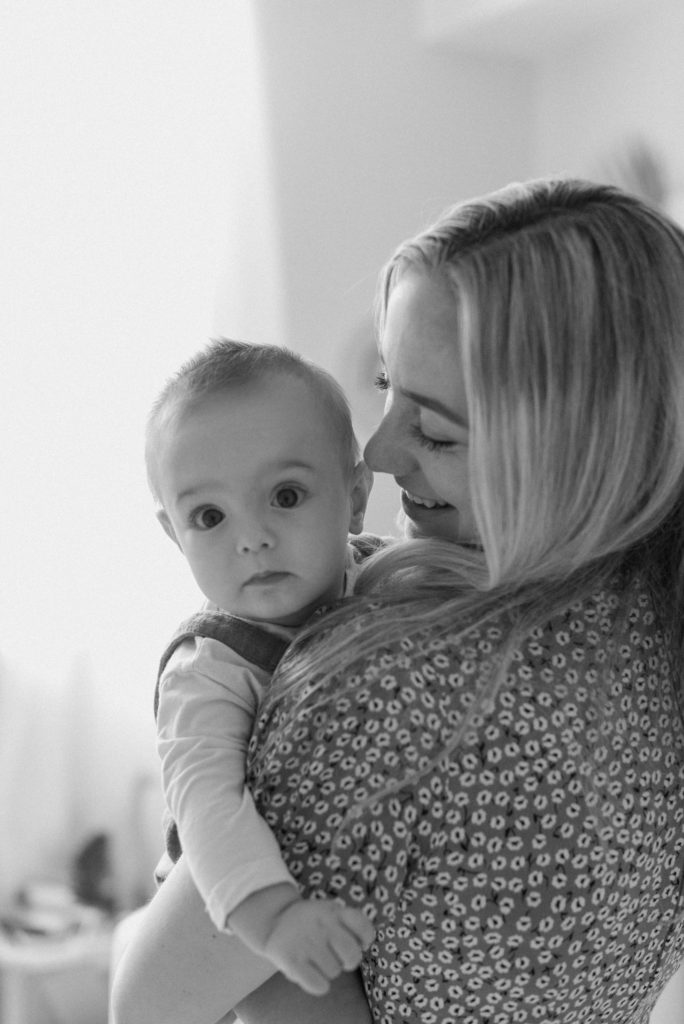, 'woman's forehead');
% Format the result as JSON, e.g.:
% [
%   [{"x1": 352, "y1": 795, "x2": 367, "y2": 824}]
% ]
[
  {"x1": 384, "y1": 269, "x2": 458, "y2": 343},
  {"x1": 382, "y1": 271, "x2": 466, "y2": 392}
]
